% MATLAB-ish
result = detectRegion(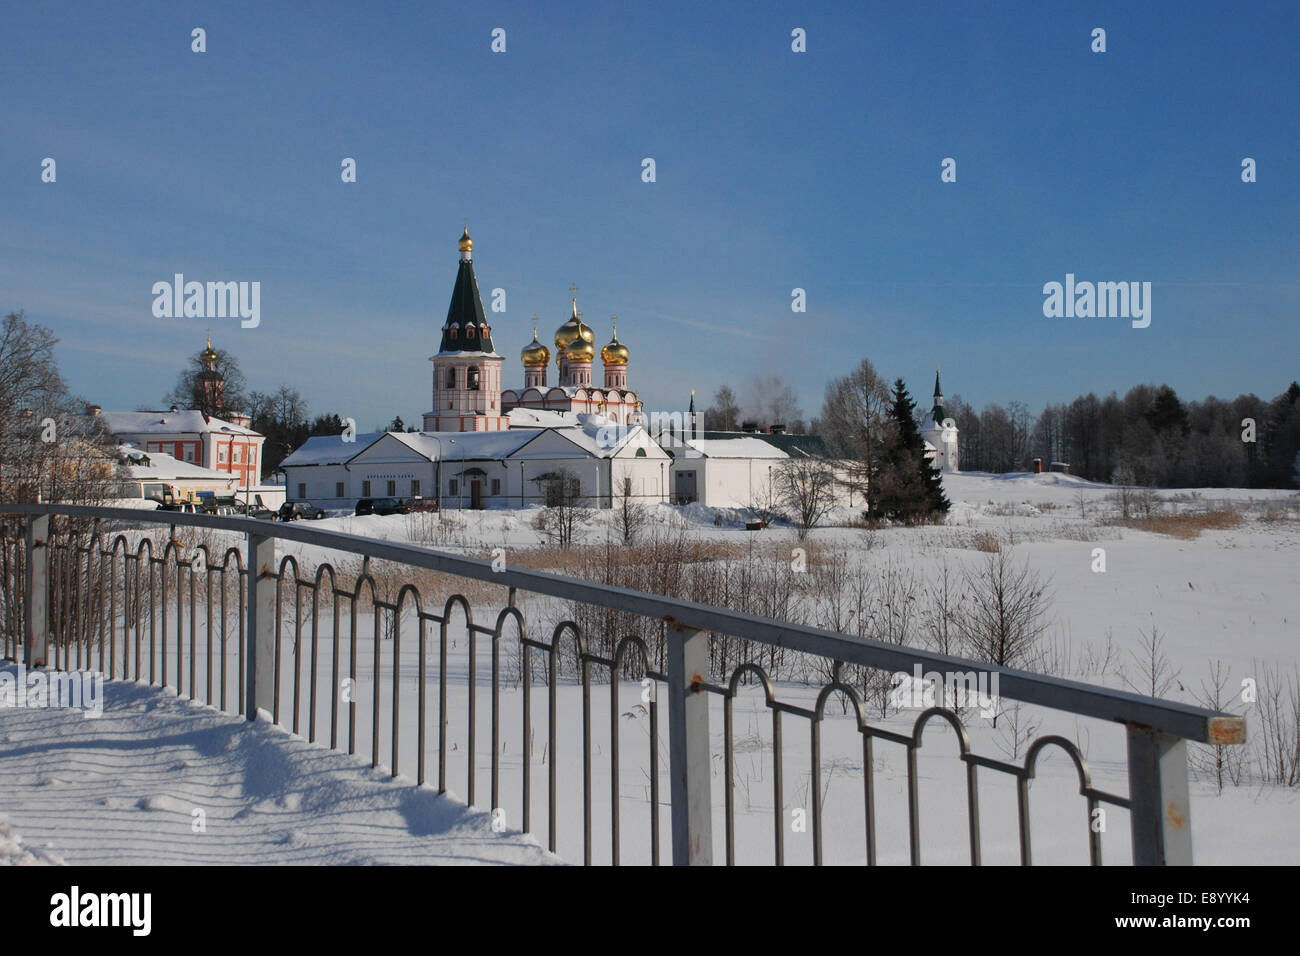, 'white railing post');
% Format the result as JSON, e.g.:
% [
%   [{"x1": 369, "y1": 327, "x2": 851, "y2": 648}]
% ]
[
  {"x1": 24, "y1": 514, "x2": 49, "y2": 668},
  {"x1": 667, "y1": 625, "x2": 713, "y2": 864},
  {"x1": 244, "y1": 529, "x2": 277, "y2": 721},
  {"x1": 1126, "y1": 724, "x2": 1193, "y2": 865}
]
